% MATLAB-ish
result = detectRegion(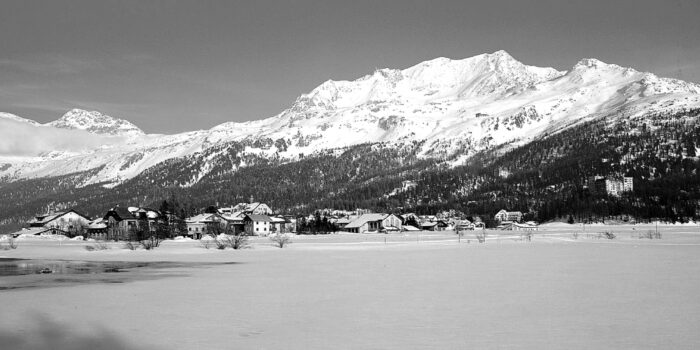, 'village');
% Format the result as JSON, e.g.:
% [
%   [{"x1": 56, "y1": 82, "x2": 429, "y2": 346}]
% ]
[{"x1": 7, "y1": 198, "x2": 540, "y2": 243}]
